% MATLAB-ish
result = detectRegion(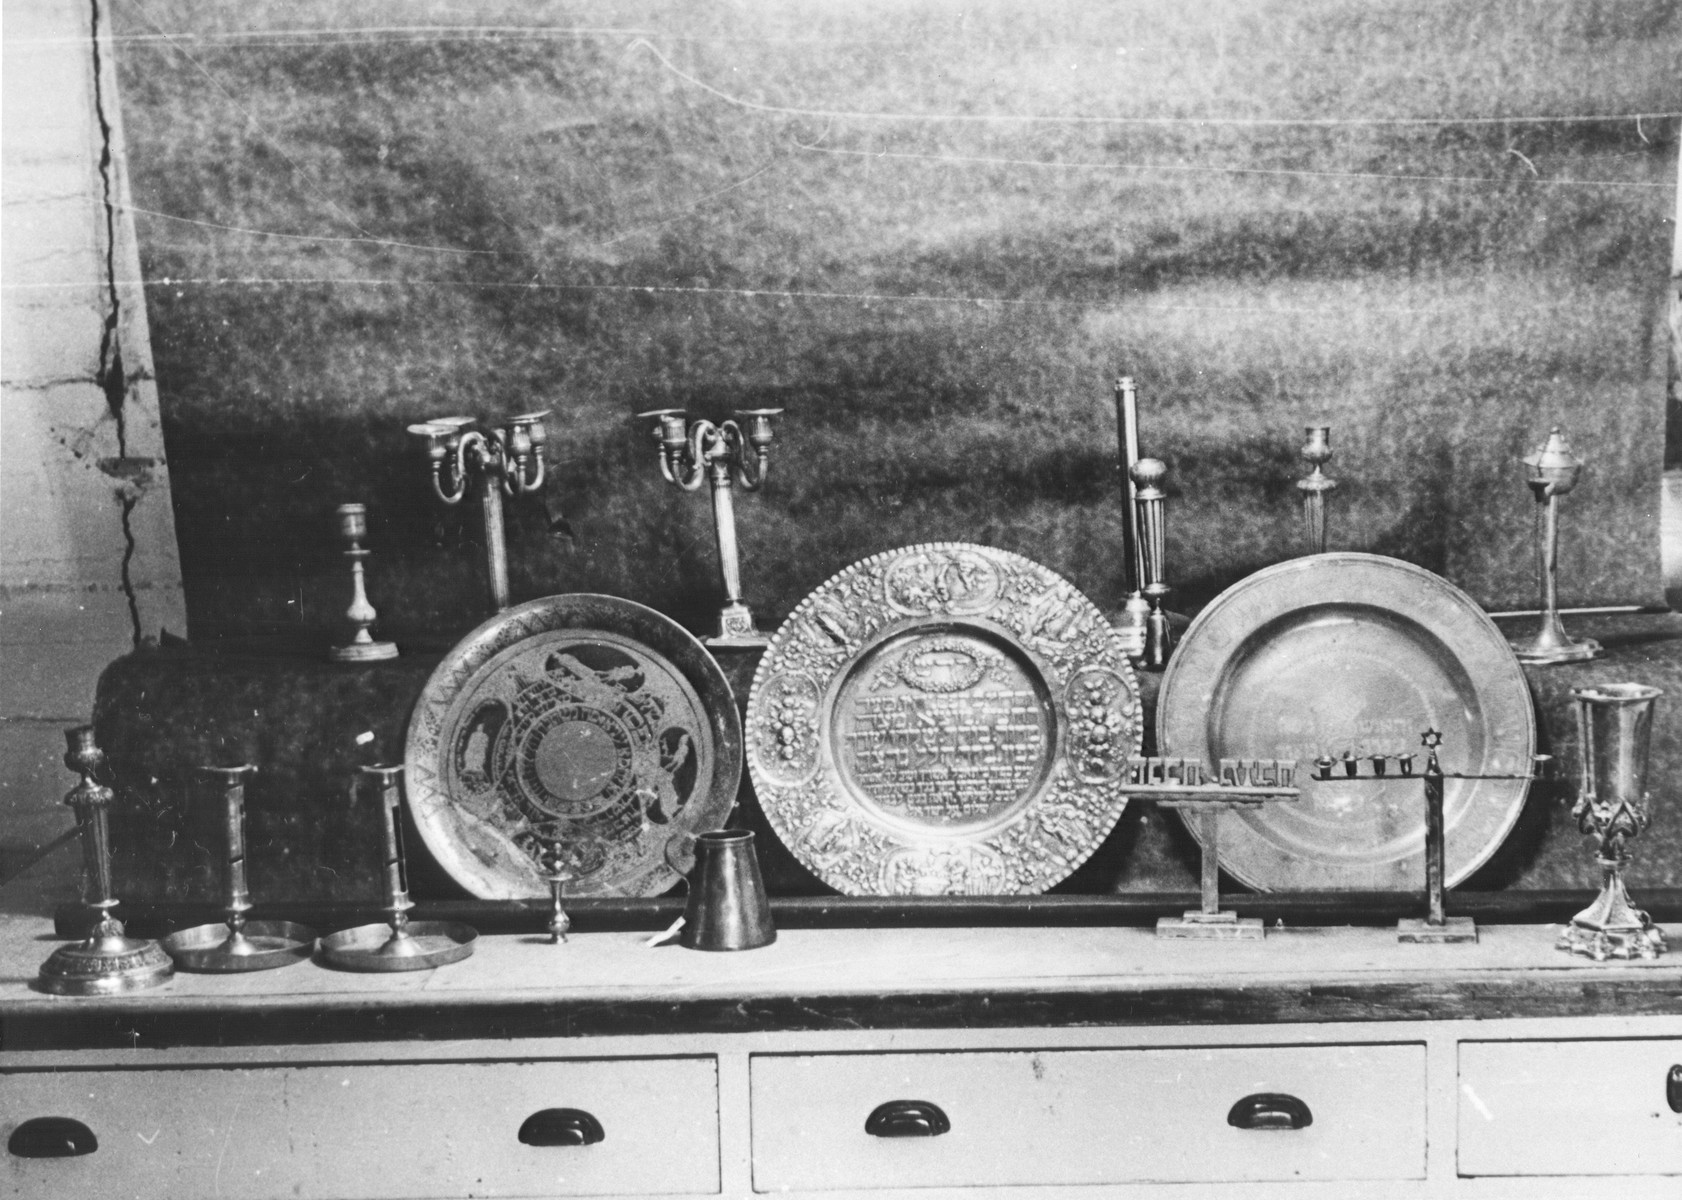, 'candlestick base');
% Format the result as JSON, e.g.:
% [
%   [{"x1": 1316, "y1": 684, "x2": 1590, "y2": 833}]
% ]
[
  {"x1": 37, "y1": 923, "x2": 174, "y2": 995},
  {"x1": 1509, "y1": 633, "x2": 1601, "y2": 665},
  {"x1": 1397, "y1": 916, "x2": 1477, "y2": 944},
  {"x1": 1556, "y1": 871, "x2": 1666, "y2": 961},
  {"x1": 161, "y1": 920, "x2": 317, "y2": 972},
  {"x1": 1557, "y1": 921, "x2": 1666, "y2": 961},
  {"x1": 328, "y1": 638, "x2": 399, "y2": 663},
  {"x1": 1156, "y1": 911, "x2": 1264, "y2": 940},
  {"x1": 318, "y1": 920, "x2": 477, "y2": 972},
  {"x1": 706, "y1": 602, "x2": 770, "y2": 648}
]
